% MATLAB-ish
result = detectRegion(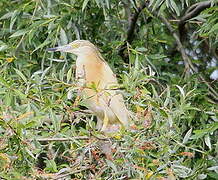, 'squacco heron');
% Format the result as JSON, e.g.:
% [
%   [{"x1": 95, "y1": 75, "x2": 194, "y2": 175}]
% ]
[{"x1": 47, "y1": 40, "x2": 129, "y2": 133}]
